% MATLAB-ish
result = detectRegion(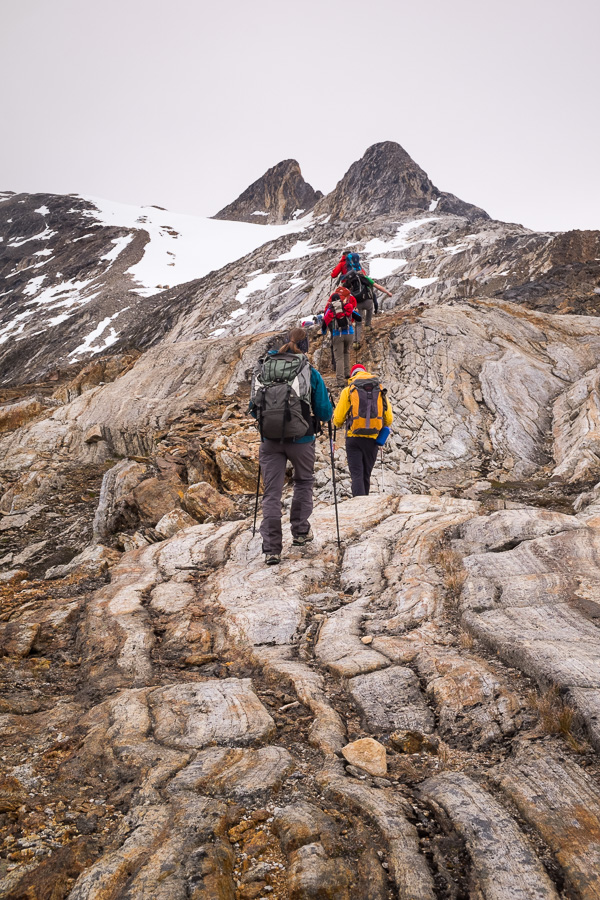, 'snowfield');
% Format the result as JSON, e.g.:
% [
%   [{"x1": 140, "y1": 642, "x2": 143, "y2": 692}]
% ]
[{"x1": 84, "y1": 196, "x2": 310, "y2": 297}]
